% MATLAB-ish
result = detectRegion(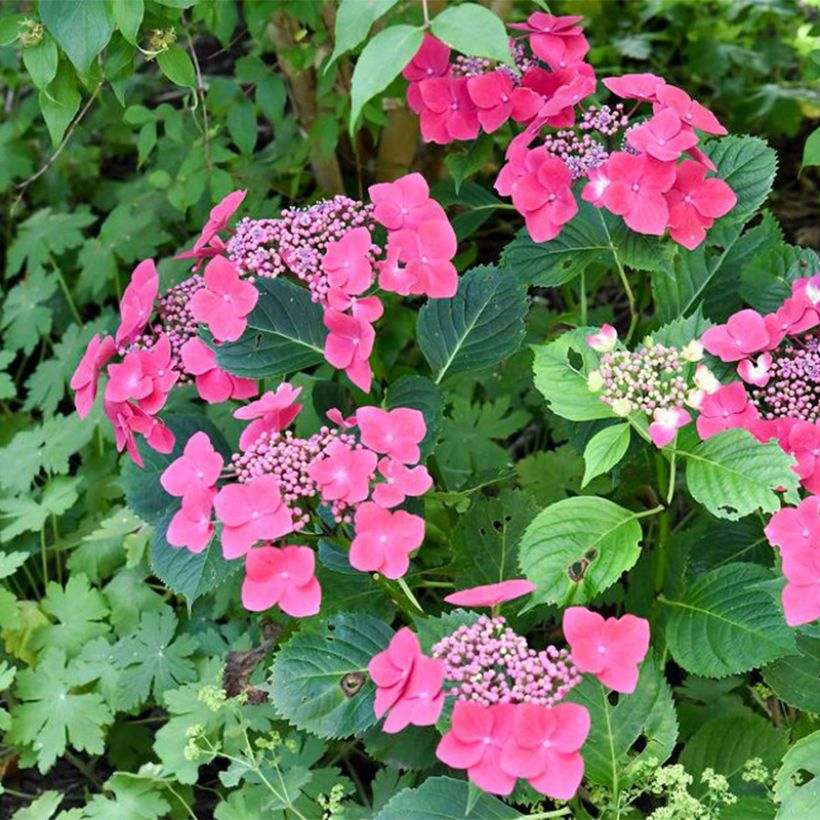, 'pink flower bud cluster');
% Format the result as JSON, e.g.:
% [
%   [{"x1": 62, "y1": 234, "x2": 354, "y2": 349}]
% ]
[{"x1": 432, "y1": 615, "x2": 581, "y2": 707}]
